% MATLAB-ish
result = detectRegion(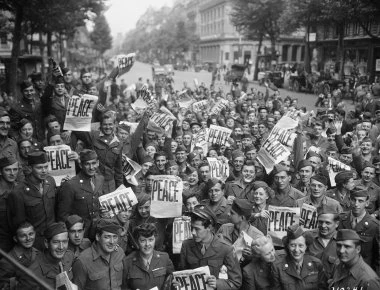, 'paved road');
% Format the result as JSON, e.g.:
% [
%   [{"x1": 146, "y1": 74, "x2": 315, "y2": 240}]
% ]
[{"x1": 119, "y1": 62, "x2": 353, "y2": 111}]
